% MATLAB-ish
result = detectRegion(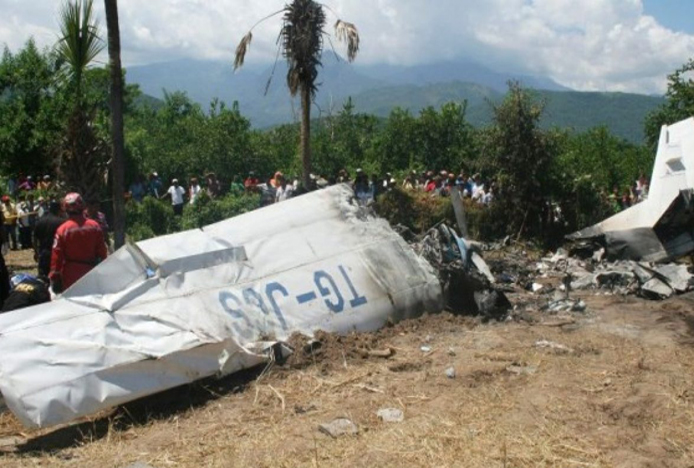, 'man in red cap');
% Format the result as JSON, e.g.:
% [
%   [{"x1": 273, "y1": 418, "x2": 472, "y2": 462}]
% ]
[{"x1": 49, "y1": 193, "x2": 108, "y2": 293}]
